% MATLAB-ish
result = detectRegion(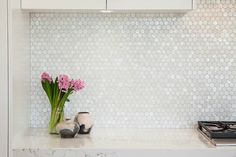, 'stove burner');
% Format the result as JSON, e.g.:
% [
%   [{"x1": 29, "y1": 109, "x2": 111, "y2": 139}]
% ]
[
  {"x1": 205, "y1": 122, "x2": 236, "y2": 132},
  {"x1": 198, "y1": 121, "x2": 236, "y2": 139}
]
